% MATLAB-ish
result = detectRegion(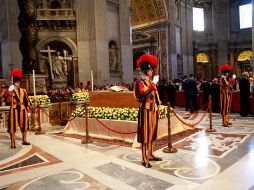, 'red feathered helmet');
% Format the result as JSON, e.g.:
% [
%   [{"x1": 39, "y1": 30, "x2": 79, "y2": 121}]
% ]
[
  {"x1": 219, "y1": 64, "x2": 232, "y2": 74},
  {"x1": 136, "y1": 54, "x2": 158, "y2": 73},
  {"x1": 11, "y1": 68, "x2": 23, "y2": 83}
]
